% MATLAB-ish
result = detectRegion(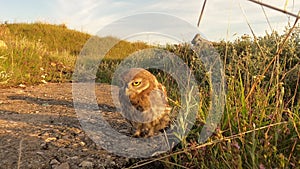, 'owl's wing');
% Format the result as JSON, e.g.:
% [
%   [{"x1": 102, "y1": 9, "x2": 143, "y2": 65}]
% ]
[
  {"x1": 148, "y1": 88, "x2": 170, "y2": 121},
  {"x1": 119, "y1": 87, "x2": 149, "y2": 123}
]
